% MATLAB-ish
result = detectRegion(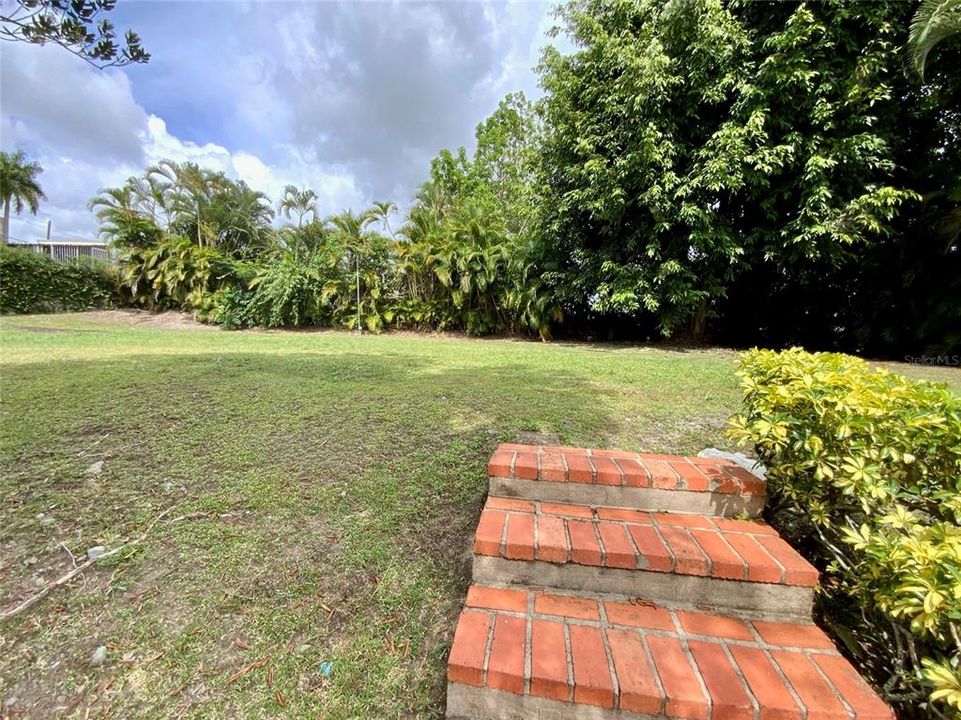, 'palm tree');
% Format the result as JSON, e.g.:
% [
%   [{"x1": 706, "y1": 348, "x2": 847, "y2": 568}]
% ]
[
  {"x1": 88, "y1": 185, "x2": 161, "y2": 248},
  {"x1": 368, "y1": 200, "x2": 398, "y2": 239},
  {"x1": 1, "y1": 150, "x2": 46, "y2": 245},
  {"x1": 329, "y1": 209, "x2": 381, "y2": 332},
  {"x1": 279, "y1": 185, "x2": 318, "y2": 228},
  {"x1": 908, "y1": 0, "x2": 961, "y2": 77}
]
